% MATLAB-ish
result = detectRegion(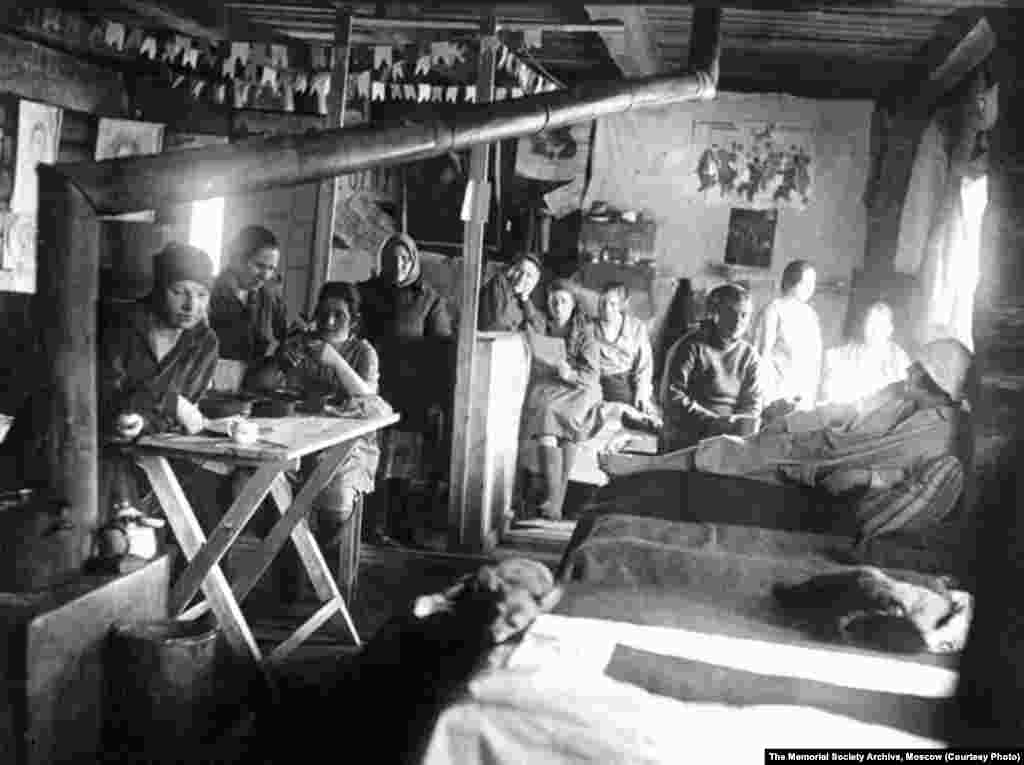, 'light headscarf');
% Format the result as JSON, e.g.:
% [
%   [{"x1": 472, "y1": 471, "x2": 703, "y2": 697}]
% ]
[{"x1": 377, "y1": 232, "x2": 421, "y2": 288}]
